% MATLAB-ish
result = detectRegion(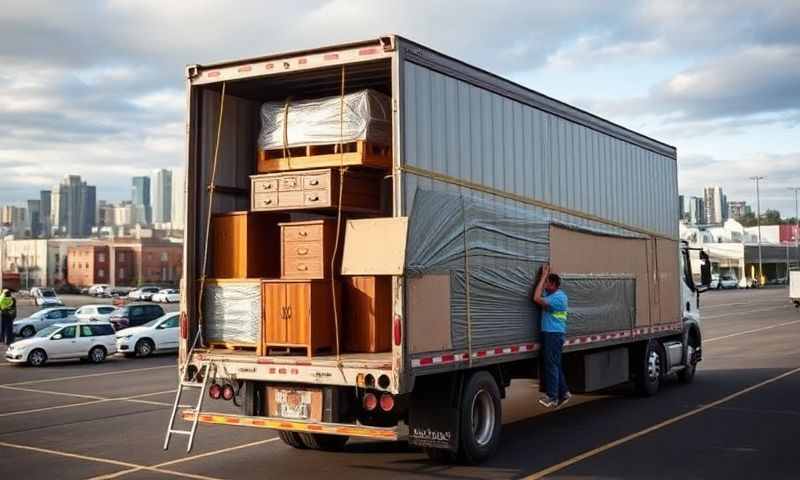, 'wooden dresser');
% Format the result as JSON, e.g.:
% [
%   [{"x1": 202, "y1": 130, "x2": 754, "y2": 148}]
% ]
[
  {"x1": 211, "y1": 211, "x2": 287, "y2": 278},
  {"x1": 342, "y1": 276, "x2": 392, "y2": 353},
  {"x1": 280, "y1": 219, "x2": 340, "y2": 280},
  {"x1": 261, "y1": 279, "x2": 340, "y2": 356},
  {"x1": 250, "y1": 168, "x2": 382, "y2": 213}
]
